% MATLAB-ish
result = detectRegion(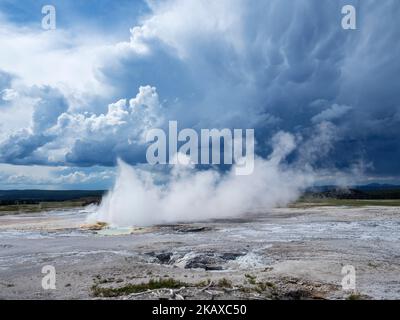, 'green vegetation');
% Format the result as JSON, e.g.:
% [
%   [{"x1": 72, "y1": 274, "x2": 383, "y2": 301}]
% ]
[
  {"x1": 91, "y1": 278, "x2": 188, "y2": 297},
  {"x1": 0, "y1": 199, "x2": 97, "y2": 214},
  {"x1": 347, "y1": 293, "x2": 363, "y2": 300},
  {"x1": 294, "y1": 198, "x2": 400, "y2": 208},
  {"x1": 243, "y1": 274, "x2": 276, "y2": 295},
  {"x1": 92, "y1": 277, "x2": 239, "y2": 297},
  {"x1": 217, "y1": 278, "x2": 233, "y2": 288},
  {"x1": 245, "y1": 274, "x2": 257, "y2": 285},
  {"x1": 295, "y1": 186, "x2": 400, "y2": 208},
  {"x1": 196, "y1": 279, "x2": 211, "y2": 287},
  {"x1": 0, "y1": 190, "x2": 104, "y2": 214}
]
